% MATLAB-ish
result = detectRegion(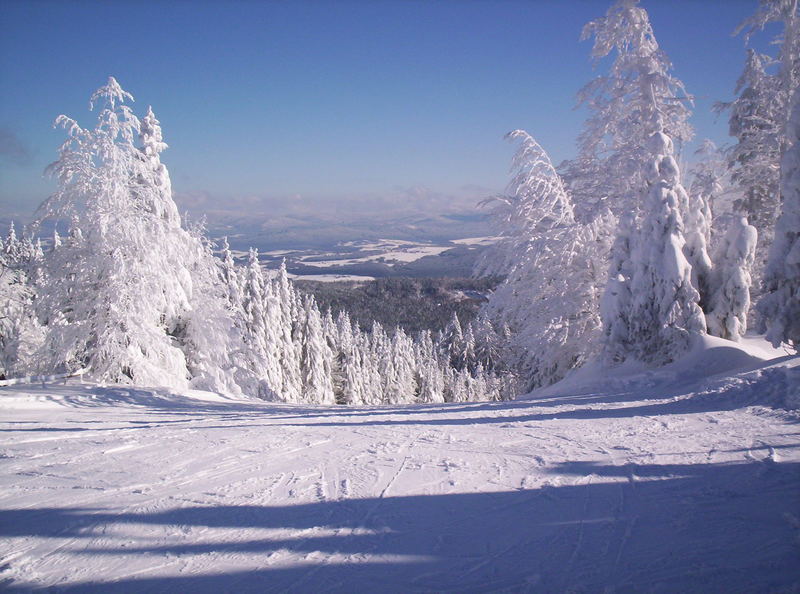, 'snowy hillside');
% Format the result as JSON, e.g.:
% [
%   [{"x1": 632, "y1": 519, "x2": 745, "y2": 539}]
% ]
[{"x1": 1, "y1": 339, "x2": 798, "y2": 592}]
